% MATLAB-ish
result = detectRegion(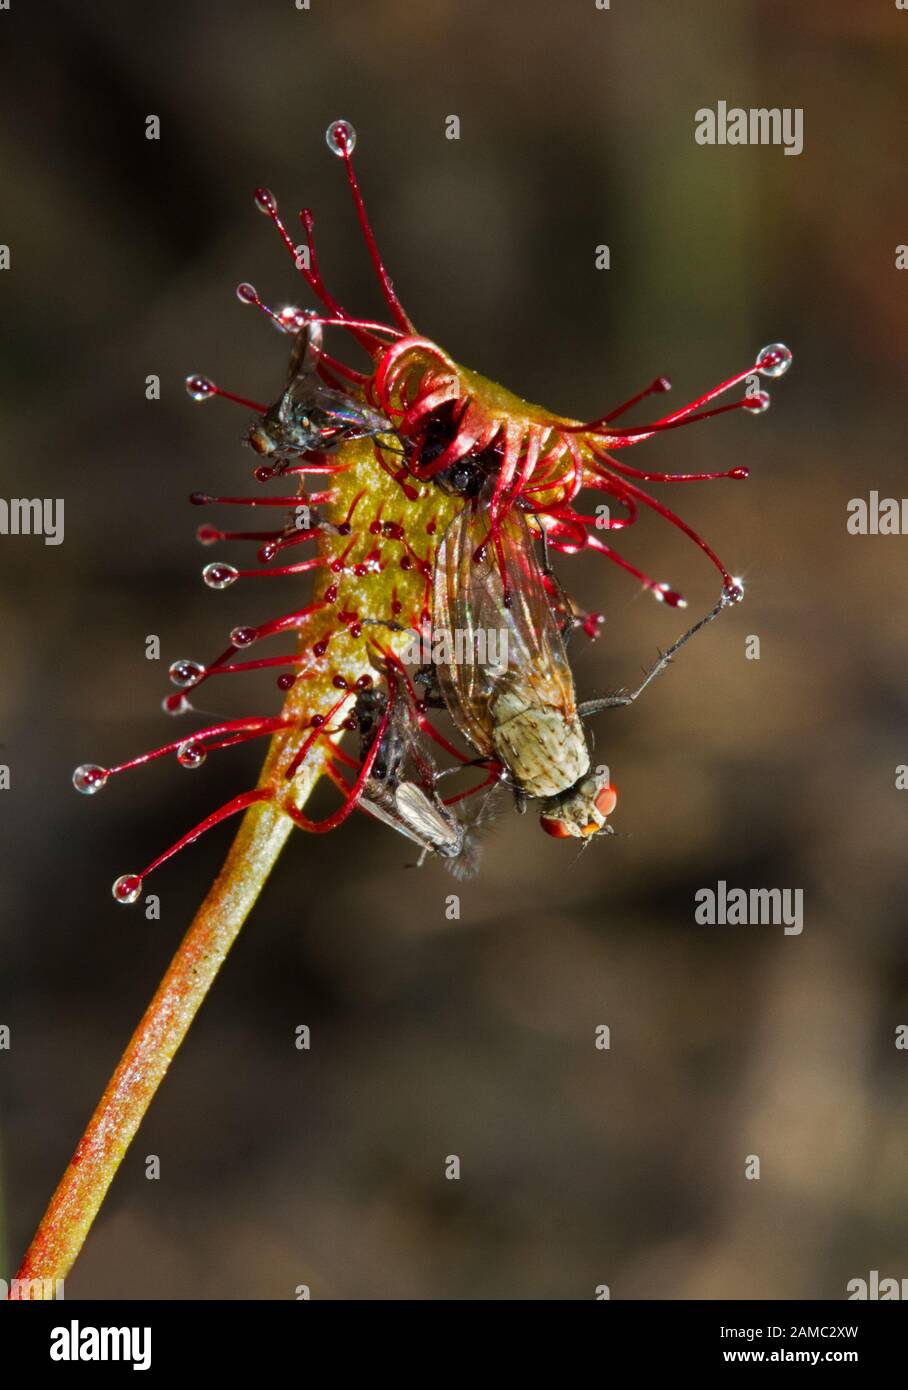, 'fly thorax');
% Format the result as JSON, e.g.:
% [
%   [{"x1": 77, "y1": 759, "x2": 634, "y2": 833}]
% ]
[{"x1": 489, "y1": 693, "x2": 590, "y2": 799}]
